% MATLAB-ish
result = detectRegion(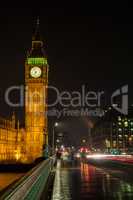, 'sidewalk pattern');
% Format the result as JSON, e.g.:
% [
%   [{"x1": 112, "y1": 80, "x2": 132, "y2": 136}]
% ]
[{"x1": 51, "y1": 160, "x2": 72, "y2": 200}]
